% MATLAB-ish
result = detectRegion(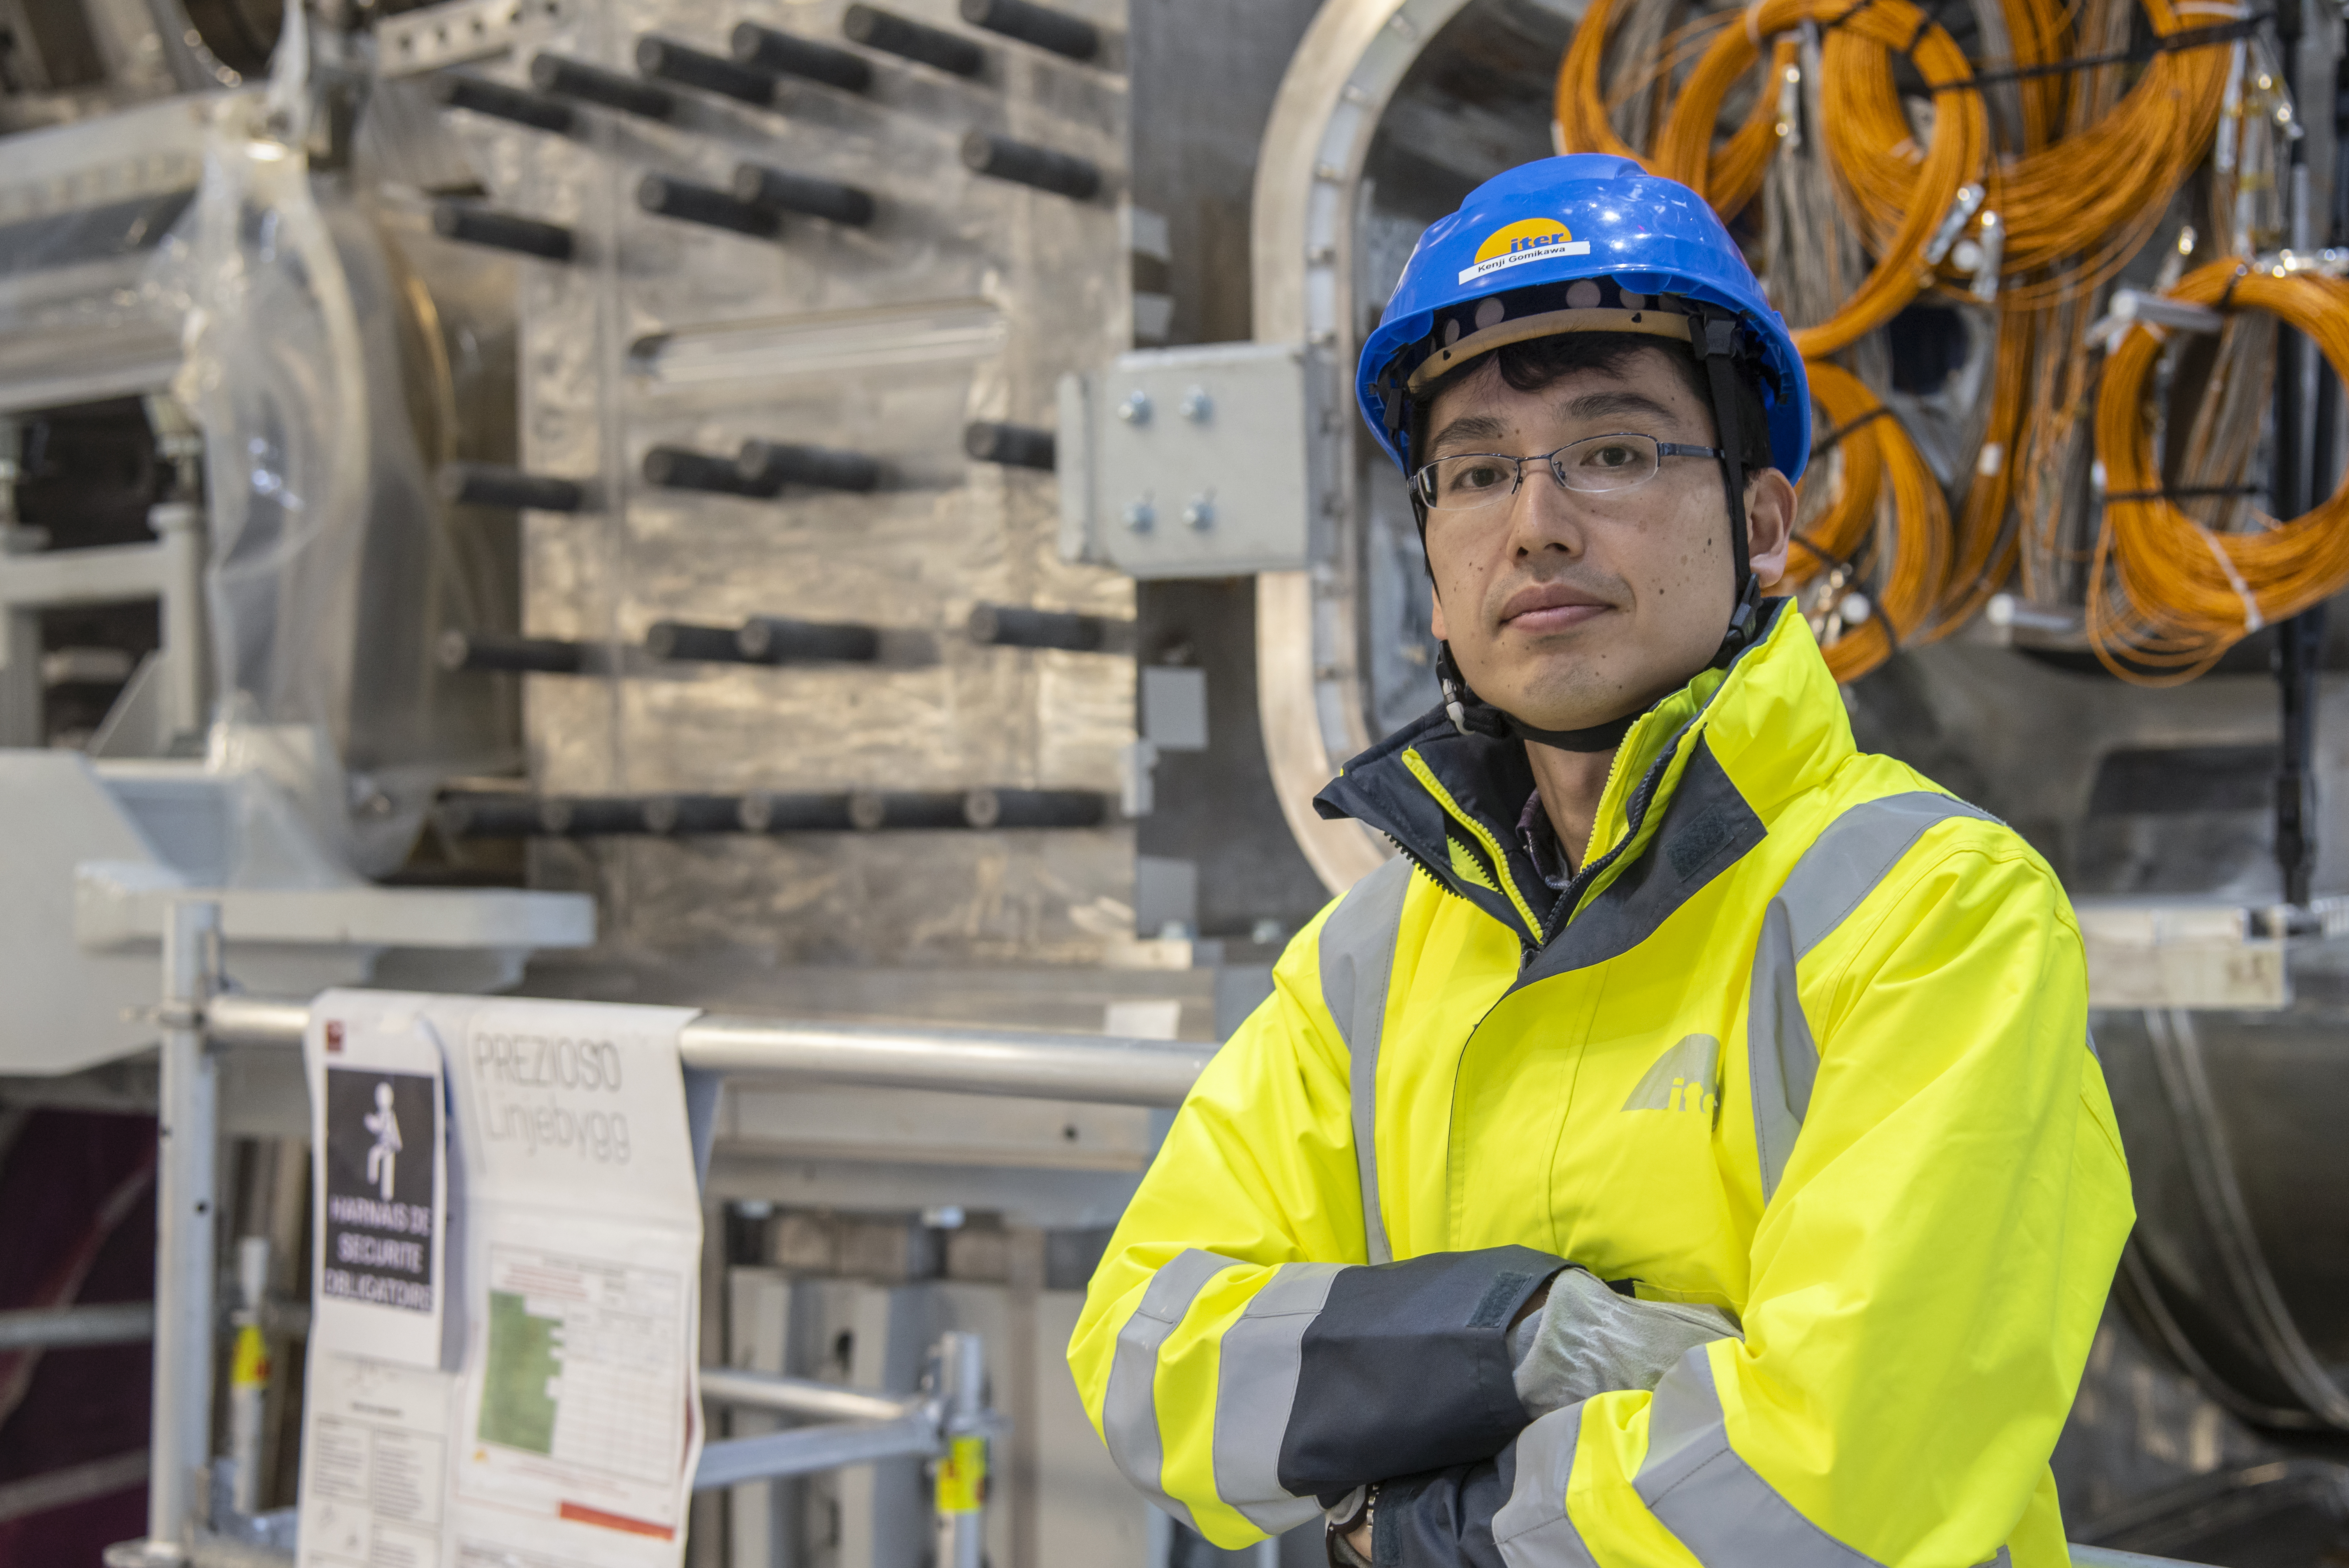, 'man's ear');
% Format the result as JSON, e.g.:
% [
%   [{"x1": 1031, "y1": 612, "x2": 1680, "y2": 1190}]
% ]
[
  {"x1": 1743, "y1": 468, "x2": 1800, "y2": 591},
  {"x1": 1429, "y1": 579, "x2": 1450, "y2": 643}
]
